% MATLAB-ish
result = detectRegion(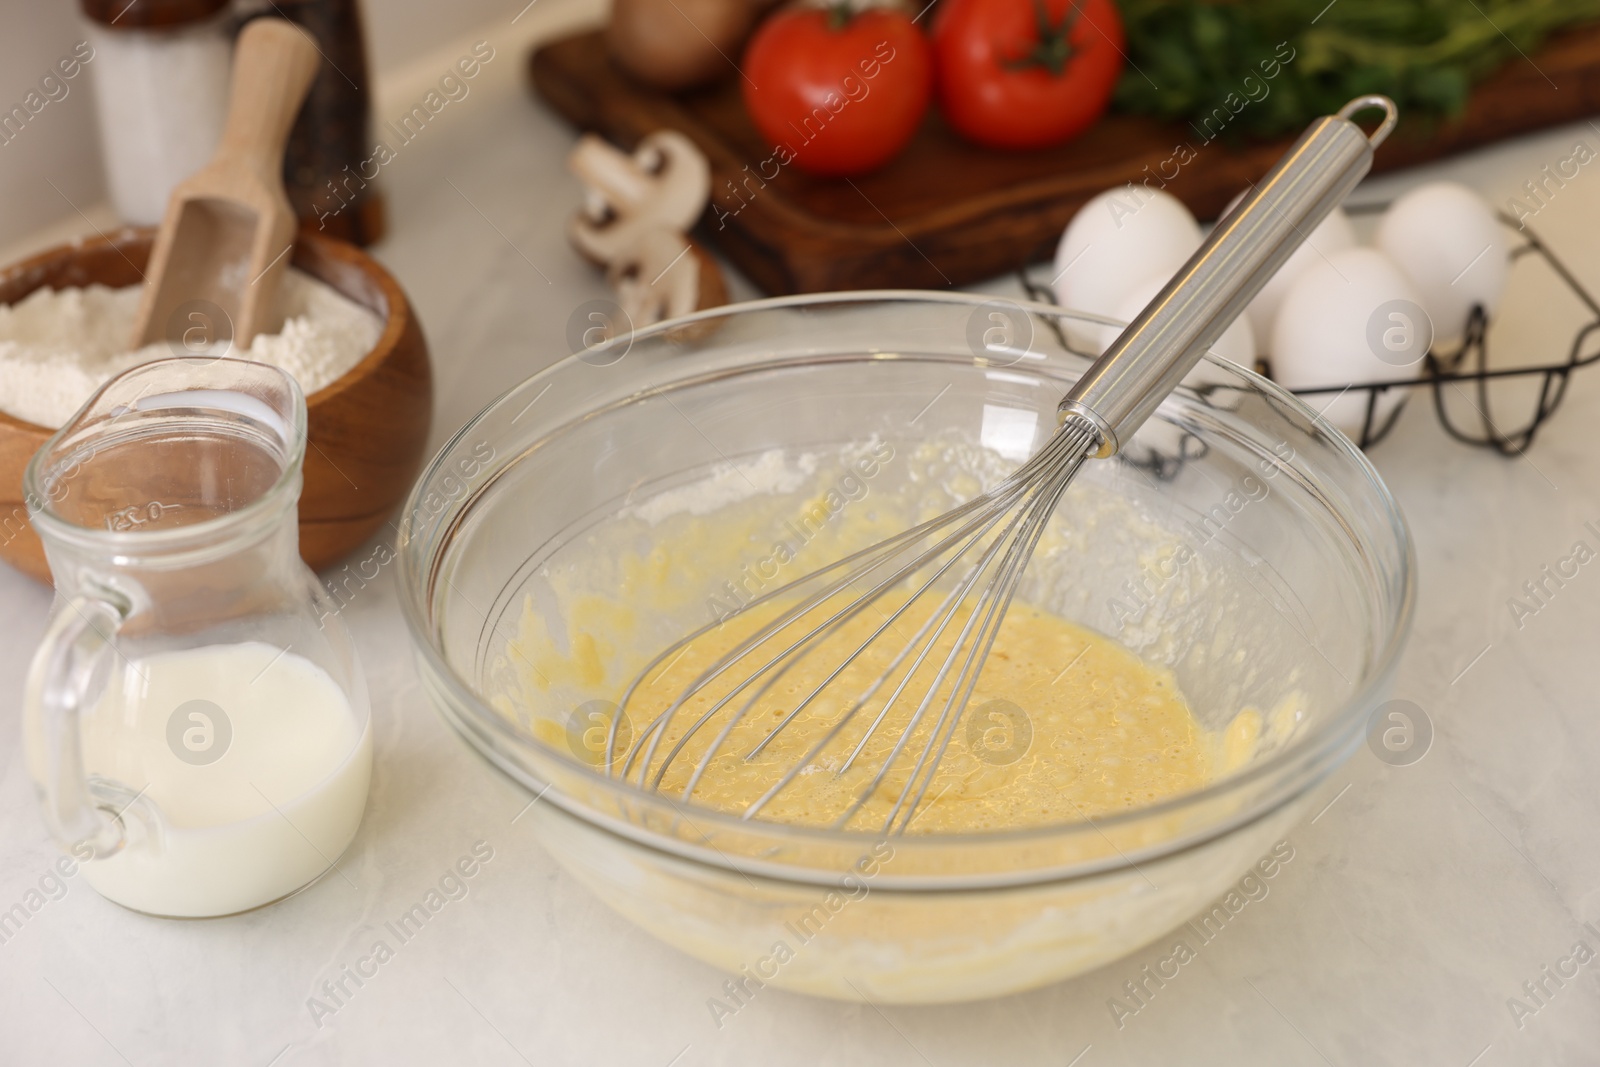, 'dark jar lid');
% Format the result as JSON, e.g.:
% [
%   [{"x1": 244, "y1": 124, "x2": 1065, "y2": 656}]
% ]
[{"x1": 79, "y1": 0, "x2": 231, "y2": 29}]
